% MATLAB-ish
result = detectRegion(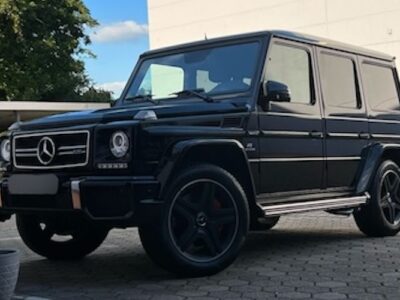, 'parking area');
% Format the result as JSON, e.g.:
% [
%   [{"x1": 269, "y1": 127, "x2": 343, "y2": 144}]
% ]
[{"x1": 2, "y1": 212, "x2": 400, "y2": 300}]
